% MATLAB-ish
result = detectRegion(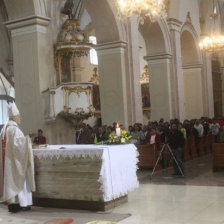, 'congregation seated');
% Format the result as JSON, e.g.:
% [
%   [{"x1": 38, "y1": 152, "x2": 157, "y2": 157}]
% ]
[
  {"x1": 178, "y1": 123, "x2": 187, "y2": 139},
  {"x1": 74, "y1": 116, "x2": 224, "y2": 145},
  {"x1": 95, "y1": 126, "x2": 108, "y2": 143},
  {"x1": 76, "y1": 124, "x2": 93, "y2": 144},
  {"x1": 194, "y1": 119, "x2": 204, "y2": 137},
  {"x1": 183, "y1": 120, "x2": 191, "y2": 138},
  {"x1": 145, "y1": 127, "x2": 160, "y2": 148},
  {"x1": 130, "y1": 124, "x2": 145, "y2": 145},
  {"x1": 210, "y1": 119, "x2": 220, "y2": 142},
  {"x1": 33, "y1": 129, "x2": 46, "y2": 145}
]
